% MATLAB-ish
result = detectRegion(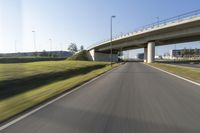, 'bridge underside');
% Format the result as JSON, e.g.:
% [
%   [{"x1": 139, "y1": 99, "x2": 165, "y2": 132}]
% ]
[{"x1": 88, "y1": 42, "x2": 156, "y2": 63}]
